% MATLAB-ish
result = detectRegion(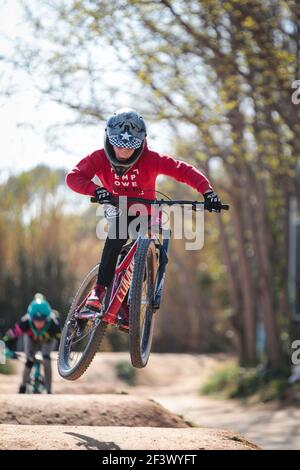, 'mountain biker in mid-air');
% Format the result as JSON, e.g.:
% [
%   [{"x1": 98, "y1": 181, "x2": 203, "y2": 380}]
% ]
[
  {"x1": 66, "y1": 108, "x2": 223, "y2": 326},
  {"x1": 3, "y1": 293, "x2": 61, "y2": 393}
]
